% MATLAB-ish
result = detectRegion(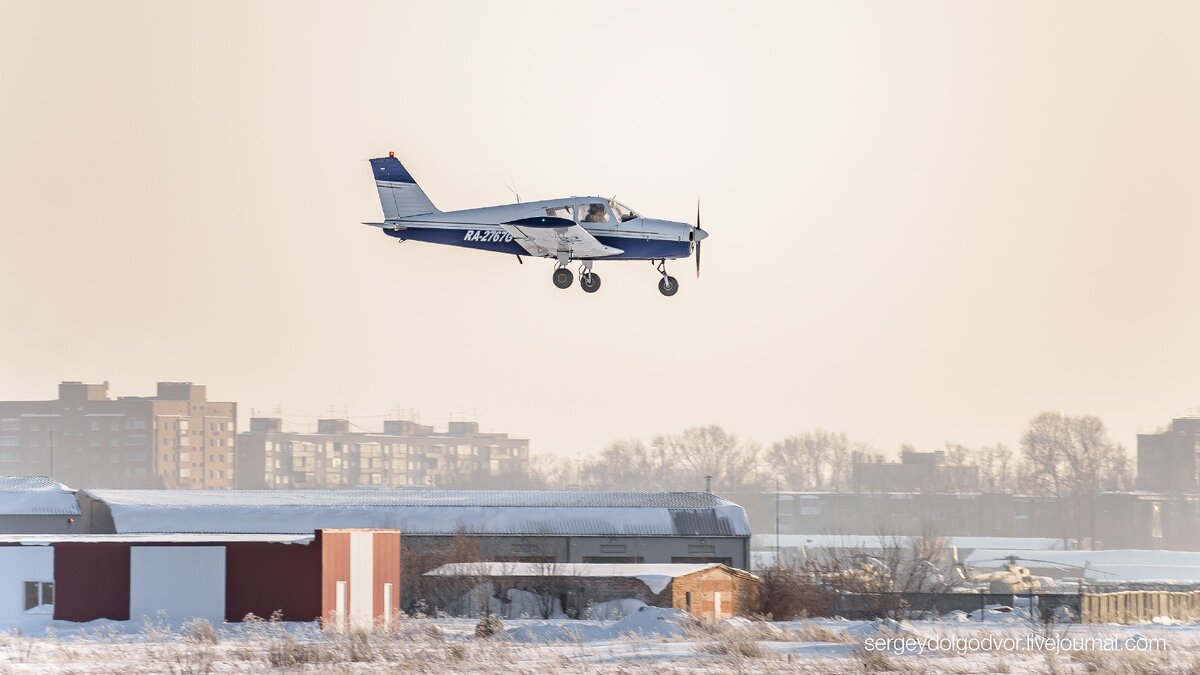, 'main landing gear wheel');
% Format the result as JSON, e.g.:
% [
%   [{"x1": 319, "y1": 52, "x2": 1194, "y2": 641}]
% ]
[
  {"x1": 580, "y1": 272, "x2": 602, "y2": 293},
  {"x1": 658, "y1": 275, "x2": 679, "y2": 296},
  {"x1": 552, "y1": 267, "x2": 573, "y2": 289}
]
